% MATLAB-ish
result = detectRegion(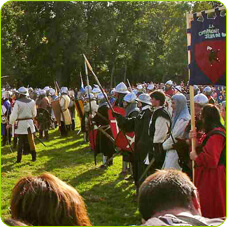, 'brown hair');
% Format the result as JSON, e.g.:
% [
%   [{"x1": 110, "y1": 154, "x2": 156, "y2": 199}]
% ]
[
  {"x1": 10, "y1": 173, "x2": 91, "y2": 226},
  {"x1": 201, "y1": 104, "x2": 224, "y2": 133},
  {"x1": 138, "y1": 170, "x2": 198, "y2": 221},
  {"x1": 150, "y1": 91, "x2": 166, "y2": 106}
]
